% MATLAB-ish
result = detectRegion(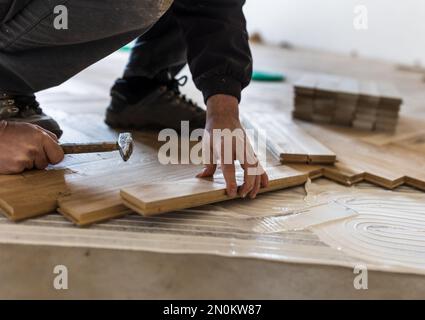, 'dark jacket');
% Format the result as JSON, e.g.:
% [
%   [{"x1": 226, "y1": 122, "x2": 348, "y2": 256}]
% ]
[{"x1": 174, "y1": 0, "x2": 252, "y2": 102}]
